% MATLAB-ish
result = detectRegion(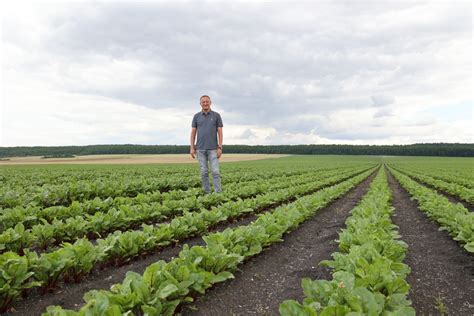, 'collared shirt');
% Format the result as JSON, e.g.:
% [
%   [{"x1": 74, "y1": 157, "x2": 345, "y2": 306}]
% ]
[{"x1": 192, "y1": 110, "x2": 223, "y2": 150}]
